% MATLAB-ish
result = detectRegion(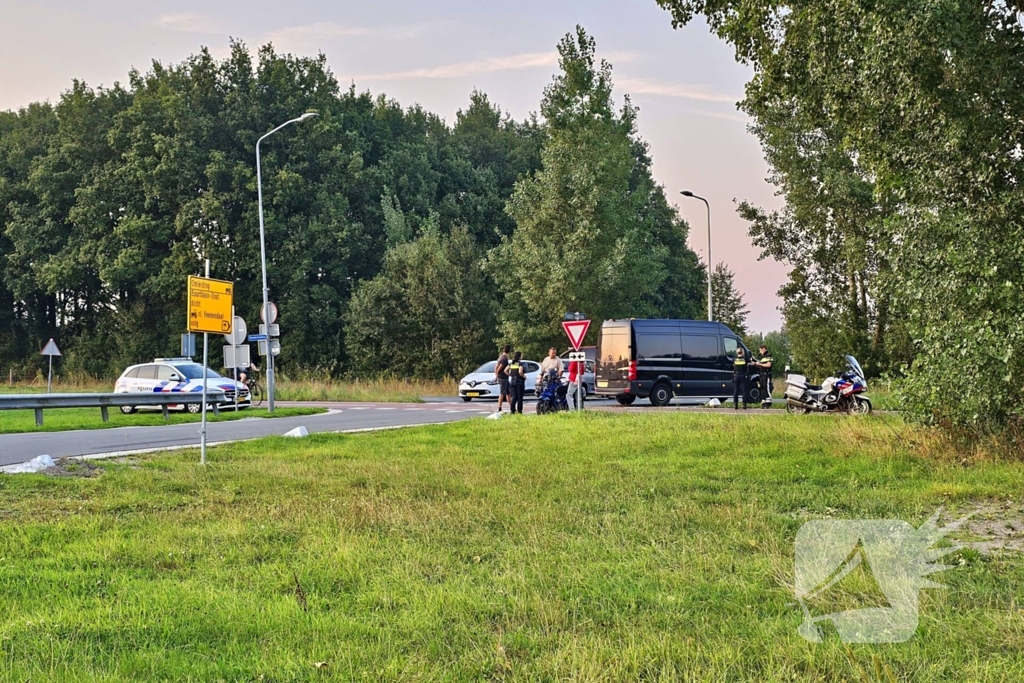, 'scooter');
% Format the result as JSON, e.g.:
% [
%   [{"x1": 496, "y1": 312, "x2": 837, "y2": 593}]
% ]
[
  {"x1": 536, "y1": 370, "x2": 569, "y2": 414},
  {"x1": 784, "y1": 355, "x2": 872, "y2": 415}
]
